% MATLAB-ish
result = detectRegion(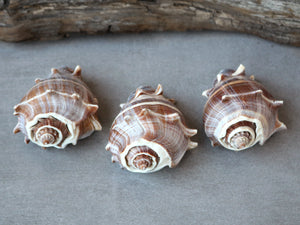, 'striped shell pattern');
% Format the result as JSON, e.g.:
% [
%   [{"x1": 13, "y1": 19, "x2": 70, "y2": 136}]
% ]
[
  {"x1": 203, "y1": 64, "x2": 286, "y2": 151},
  {"x1": 13, "y1": 66, "x2": 102, "y2": 148},
  {"x1": 106, "y1": 85, "x2": 198, "y2": 173}
]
